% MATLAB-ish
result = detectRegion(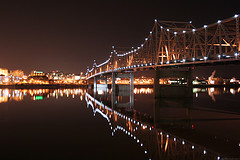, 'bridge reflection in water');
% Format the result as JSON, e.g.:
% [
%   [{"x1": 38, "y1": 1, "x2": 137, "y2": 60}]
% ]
[
  {"x1": 85, "y1": 87, "x2": 225, "y2": 159},
  {"x1": 85, "y1": 86, "x2": 240, "y2": 160}
]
